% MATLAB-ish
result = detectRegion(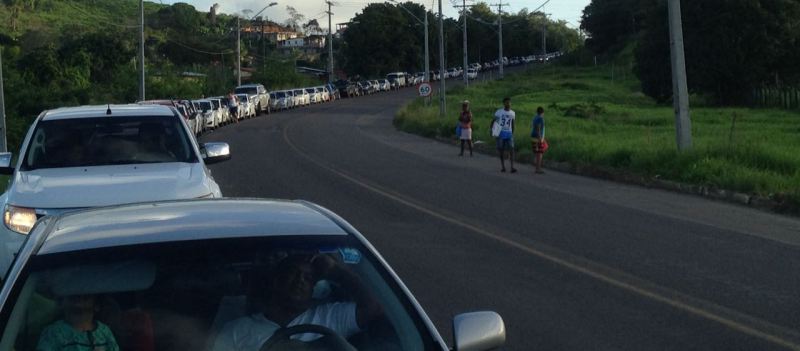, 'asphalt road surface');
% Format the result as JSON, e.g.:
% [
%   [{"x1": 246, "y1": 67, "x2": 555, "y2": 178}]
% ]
[{"x1": 202, "y1": 75, "x2": 800, "y2": 350}]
